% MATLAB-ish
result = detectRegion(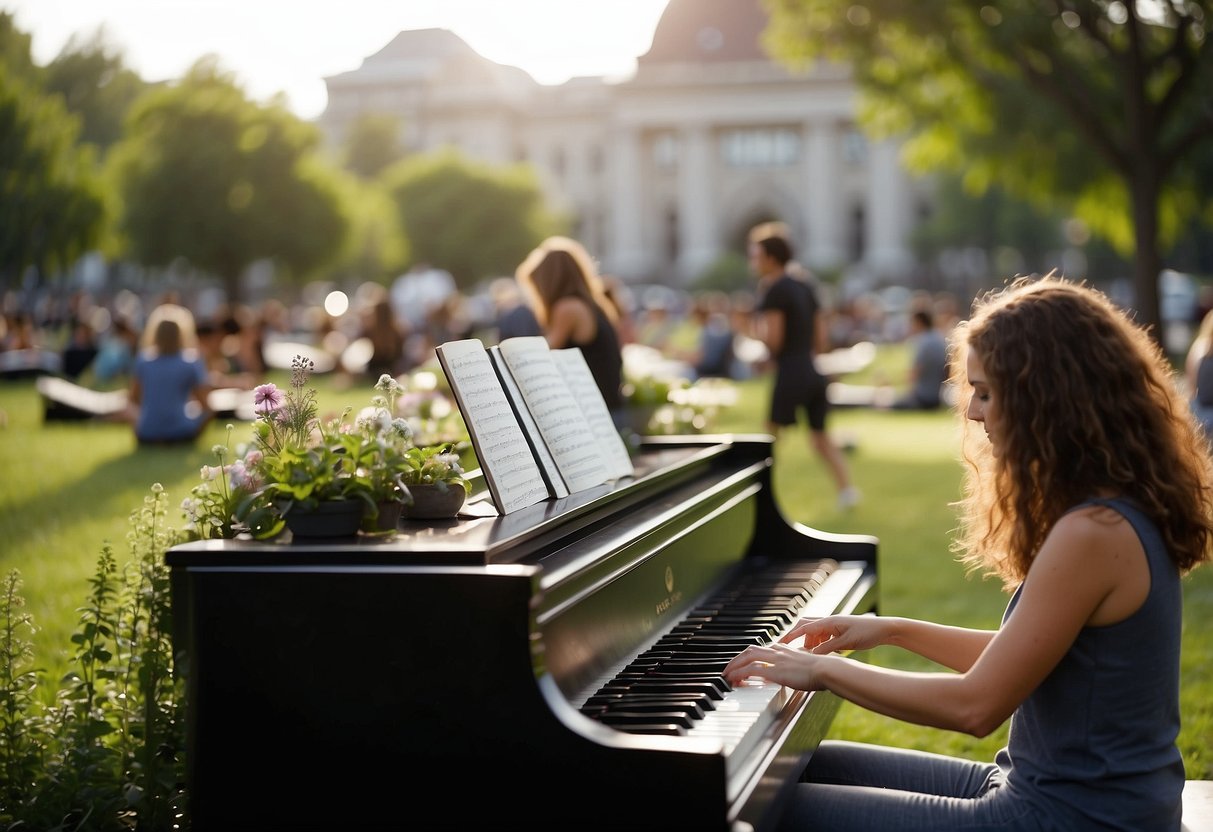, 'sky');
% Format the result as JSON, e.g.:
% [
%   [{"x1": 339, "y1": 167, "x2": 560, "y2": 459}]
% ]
[{"x1": 5, "y1": 0, "x2": 673, "y2": 120}]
